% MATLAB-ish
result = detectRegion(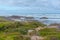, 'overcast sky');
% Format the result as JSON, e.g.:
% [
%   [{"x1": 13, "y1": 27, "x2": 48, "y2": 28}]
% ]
[{"x1": 0, "y1": 0, "x2": 60, "y2": 17}]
